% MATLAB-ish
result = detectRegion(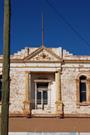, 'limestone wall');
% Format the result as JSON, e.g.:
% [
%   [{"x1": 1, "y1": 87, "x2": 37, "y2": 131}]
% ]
[
  {"x1": 61, "y1": 63, "x2": 90, "y2": 115},
  {"x1": 9, "y1": 69, "x2": 26, "y2": 114}
]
